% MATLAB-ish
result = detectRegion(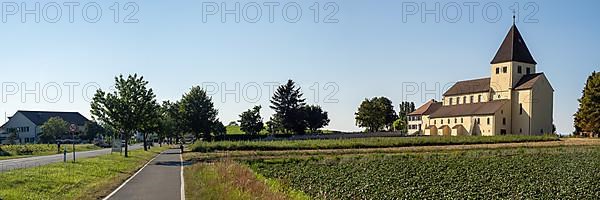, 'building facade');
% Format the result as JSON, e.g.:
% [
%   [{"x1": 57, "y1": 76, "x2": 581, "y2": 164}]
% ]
[
  {"x1": 0, "y1": 111, "x2": 88, "y2": 144},
  {"x1": 408, "y1": 24, "x2": 554, "y2": 136}
]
